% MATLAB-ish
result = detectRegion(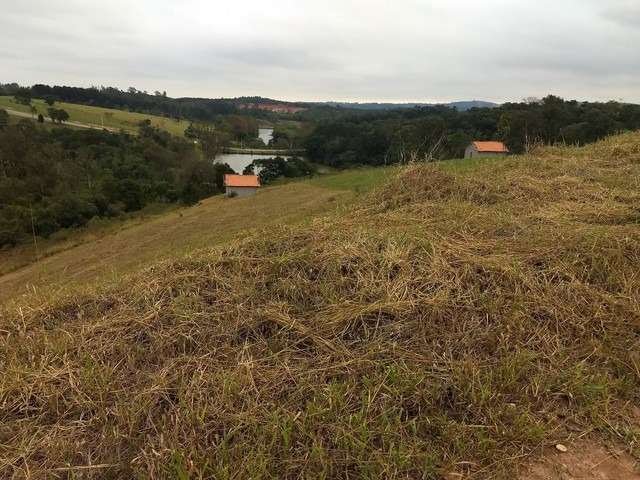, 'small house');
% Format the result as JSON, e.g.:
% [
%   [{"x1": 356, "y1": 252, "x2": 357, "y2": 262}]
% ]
[
  {"x1": 224, "y1": 174, "x2": 261, "y2": 198},
  {"x1": 465, "y1": 141, "x2": 509, "y2": 159}
]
